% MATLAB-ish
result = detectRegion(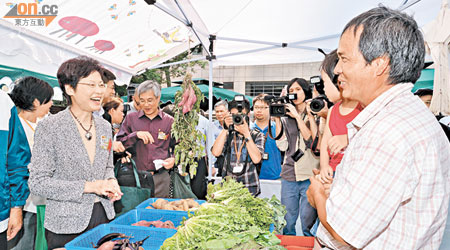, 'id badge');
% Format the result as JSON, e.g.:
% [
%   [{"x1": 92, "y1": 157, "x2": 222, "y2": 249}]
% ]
[
  {"x1": 233, "y1": 163, "x2": 244, "y2": 174},
  {"x1": 158, "y1": 130, "x2": 167, "y2": 140},
  {"x1": 262, "y1": 153, "x2": 269, "y2": 160}
]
